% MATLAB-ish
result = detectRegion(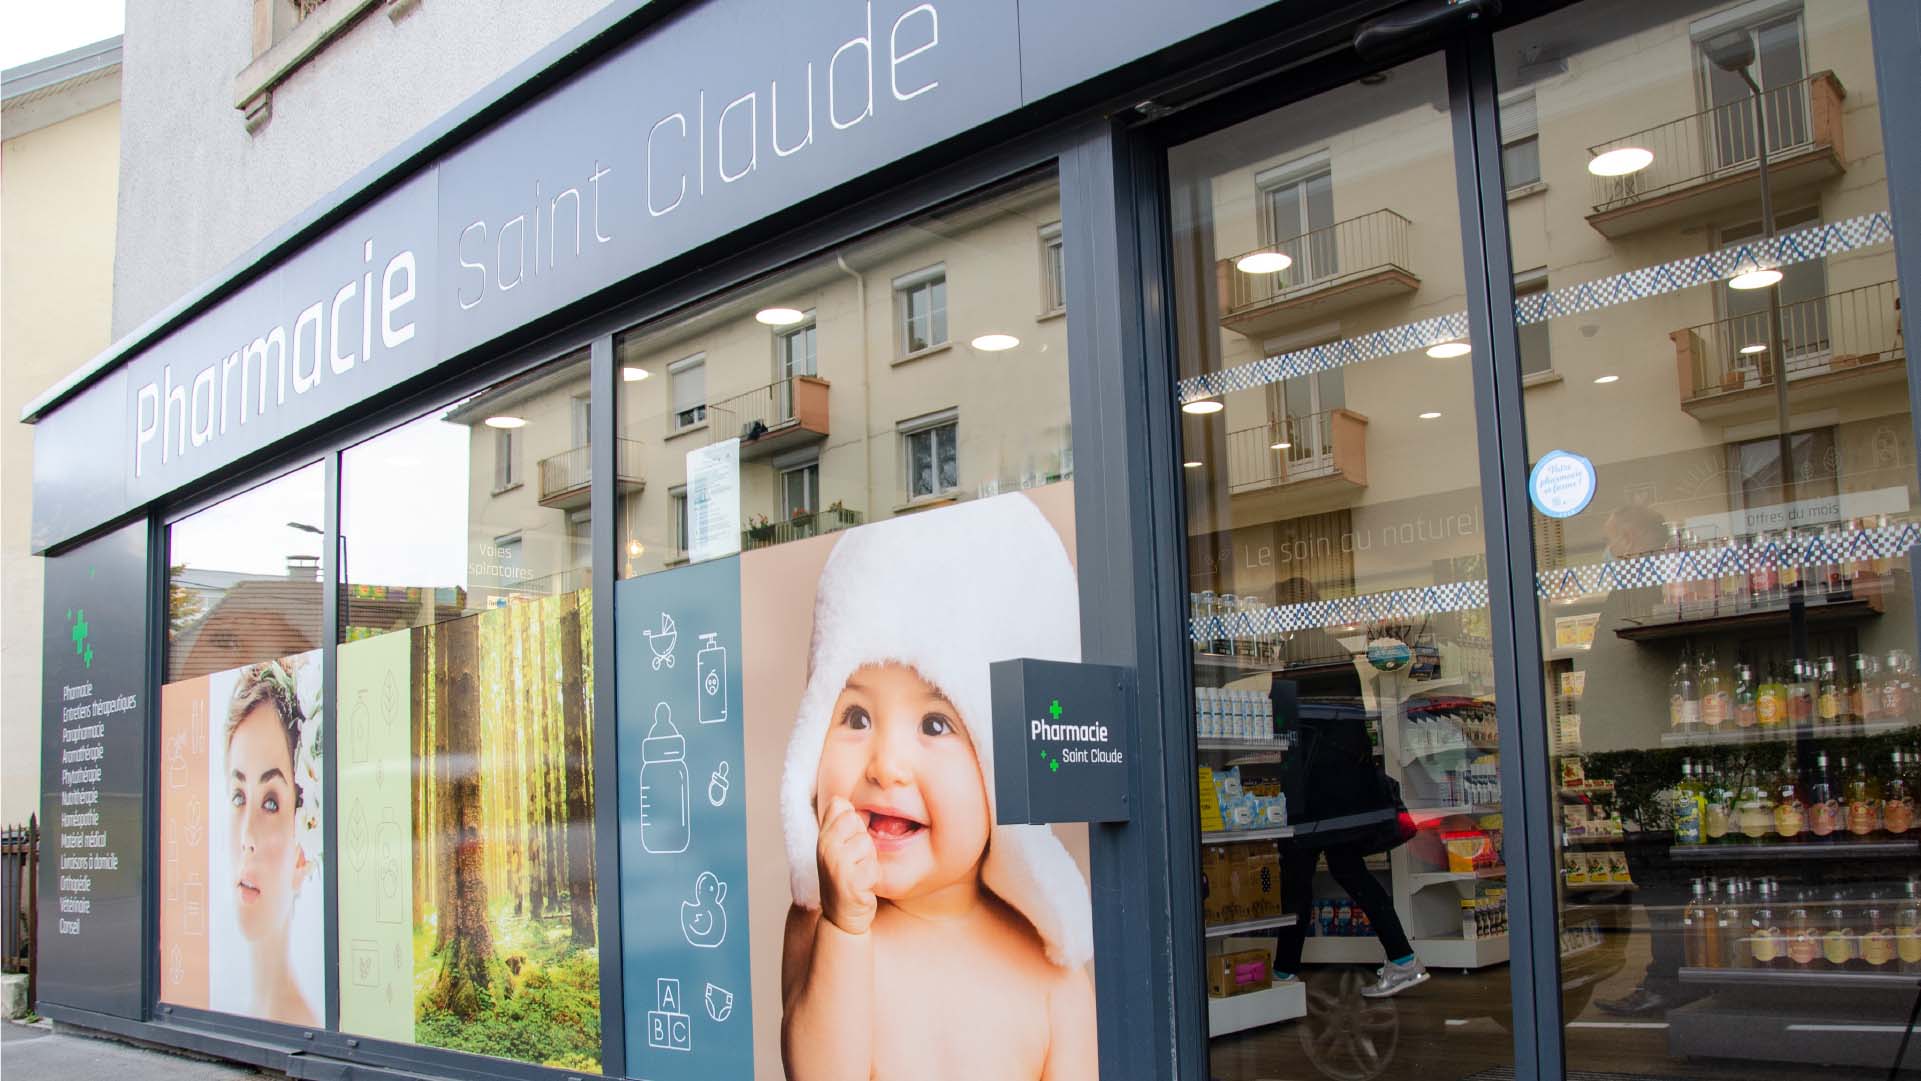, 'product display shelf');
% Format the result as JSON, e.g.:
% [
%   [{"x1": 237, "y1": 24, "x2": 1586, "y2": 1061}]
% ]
[
  {"x1": 1406, "y1": 866, "x2": 1506, "y2": 889},
  {"x1": 1197, "y1": 737, "x2": 1294, "y2": 753},
  {"x1": 1207, "y1": 979, "x2": 1307, "y2": 1037},
  {"x1": 1667, "y1": 836, "x2": 1921, "y2": 862},
  {"x1": 1559, "y1": 833, "x2": 1624, "y2": 846},
  {"x1": 1204, "y1": 913, "x2": 1299, "y2": 938},
  {"x1": 1659, "y1": 714, "x2": 1917, "y2": 746},
  {"x1": 1677, "y1": 965, "x2": 1921, "y2": 990},
  {"x1": 1562, "y1": 880, "x2": 1637, "y2": 892},
  {"x1": 1407, "y1": 803, "x2": 1500, "y2": 823},
  {"x1": 1300, "y1": 934, "x2": 1387, "y2": 965},
  {"x1": 1611, "y1": 594, "x2": 1883, "y2": 643},
  {"x1": 1411, "y1": 933, "x2": 1509, "y2": 970},
  {"x1": 1201, "y1": 825, "x2": 1295, "y2": 844}
]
